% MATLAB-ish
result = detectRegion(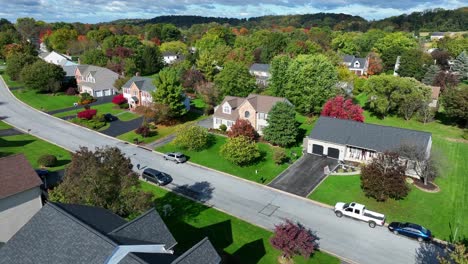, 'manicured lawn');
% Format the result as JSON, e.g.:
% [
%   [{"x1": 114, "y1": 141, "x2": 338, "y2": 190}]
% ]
[
  {"x1": 117, "y1": 128, "x2": 163, "y2": 144},
  {"x1": 190, "y1": 98, "x2": 206, "y2": 110},
  {"x1": 141, "y1": 182, "x2": 339, "y2": 264},
  {"x1": 0, "y1": 130, "x2": 71, "y2": 171},
  {"x1": 157, "y1": 135, "x2": 296, "y2": 184},
  {"x1": 309, "y1": 137, "x2": 468, "y2": 241},
  {"x1": 12, "y1": 89, "x2": 80, "y2": 112},
  {"x1": 0, "y1": 121, "x2": 12, "y2": 130},
  {"x1": 1, "y1": 73, "x2": 22, "y2": 88},
  {"x1": 54, "y1": 103, "x2": 139, "y2": 121}
]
